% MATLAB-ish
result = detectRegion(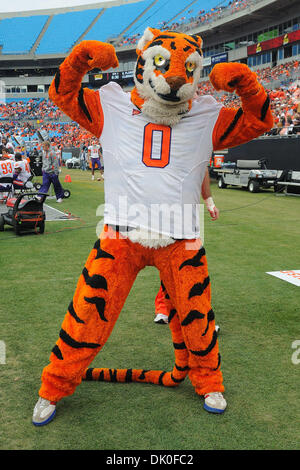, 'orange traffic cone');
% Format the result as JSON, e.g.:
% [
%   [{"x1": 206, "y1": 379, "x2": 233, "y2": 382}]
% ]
[{"x1": 64, "y1": 175, "x2": 71, "y2": 183}]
